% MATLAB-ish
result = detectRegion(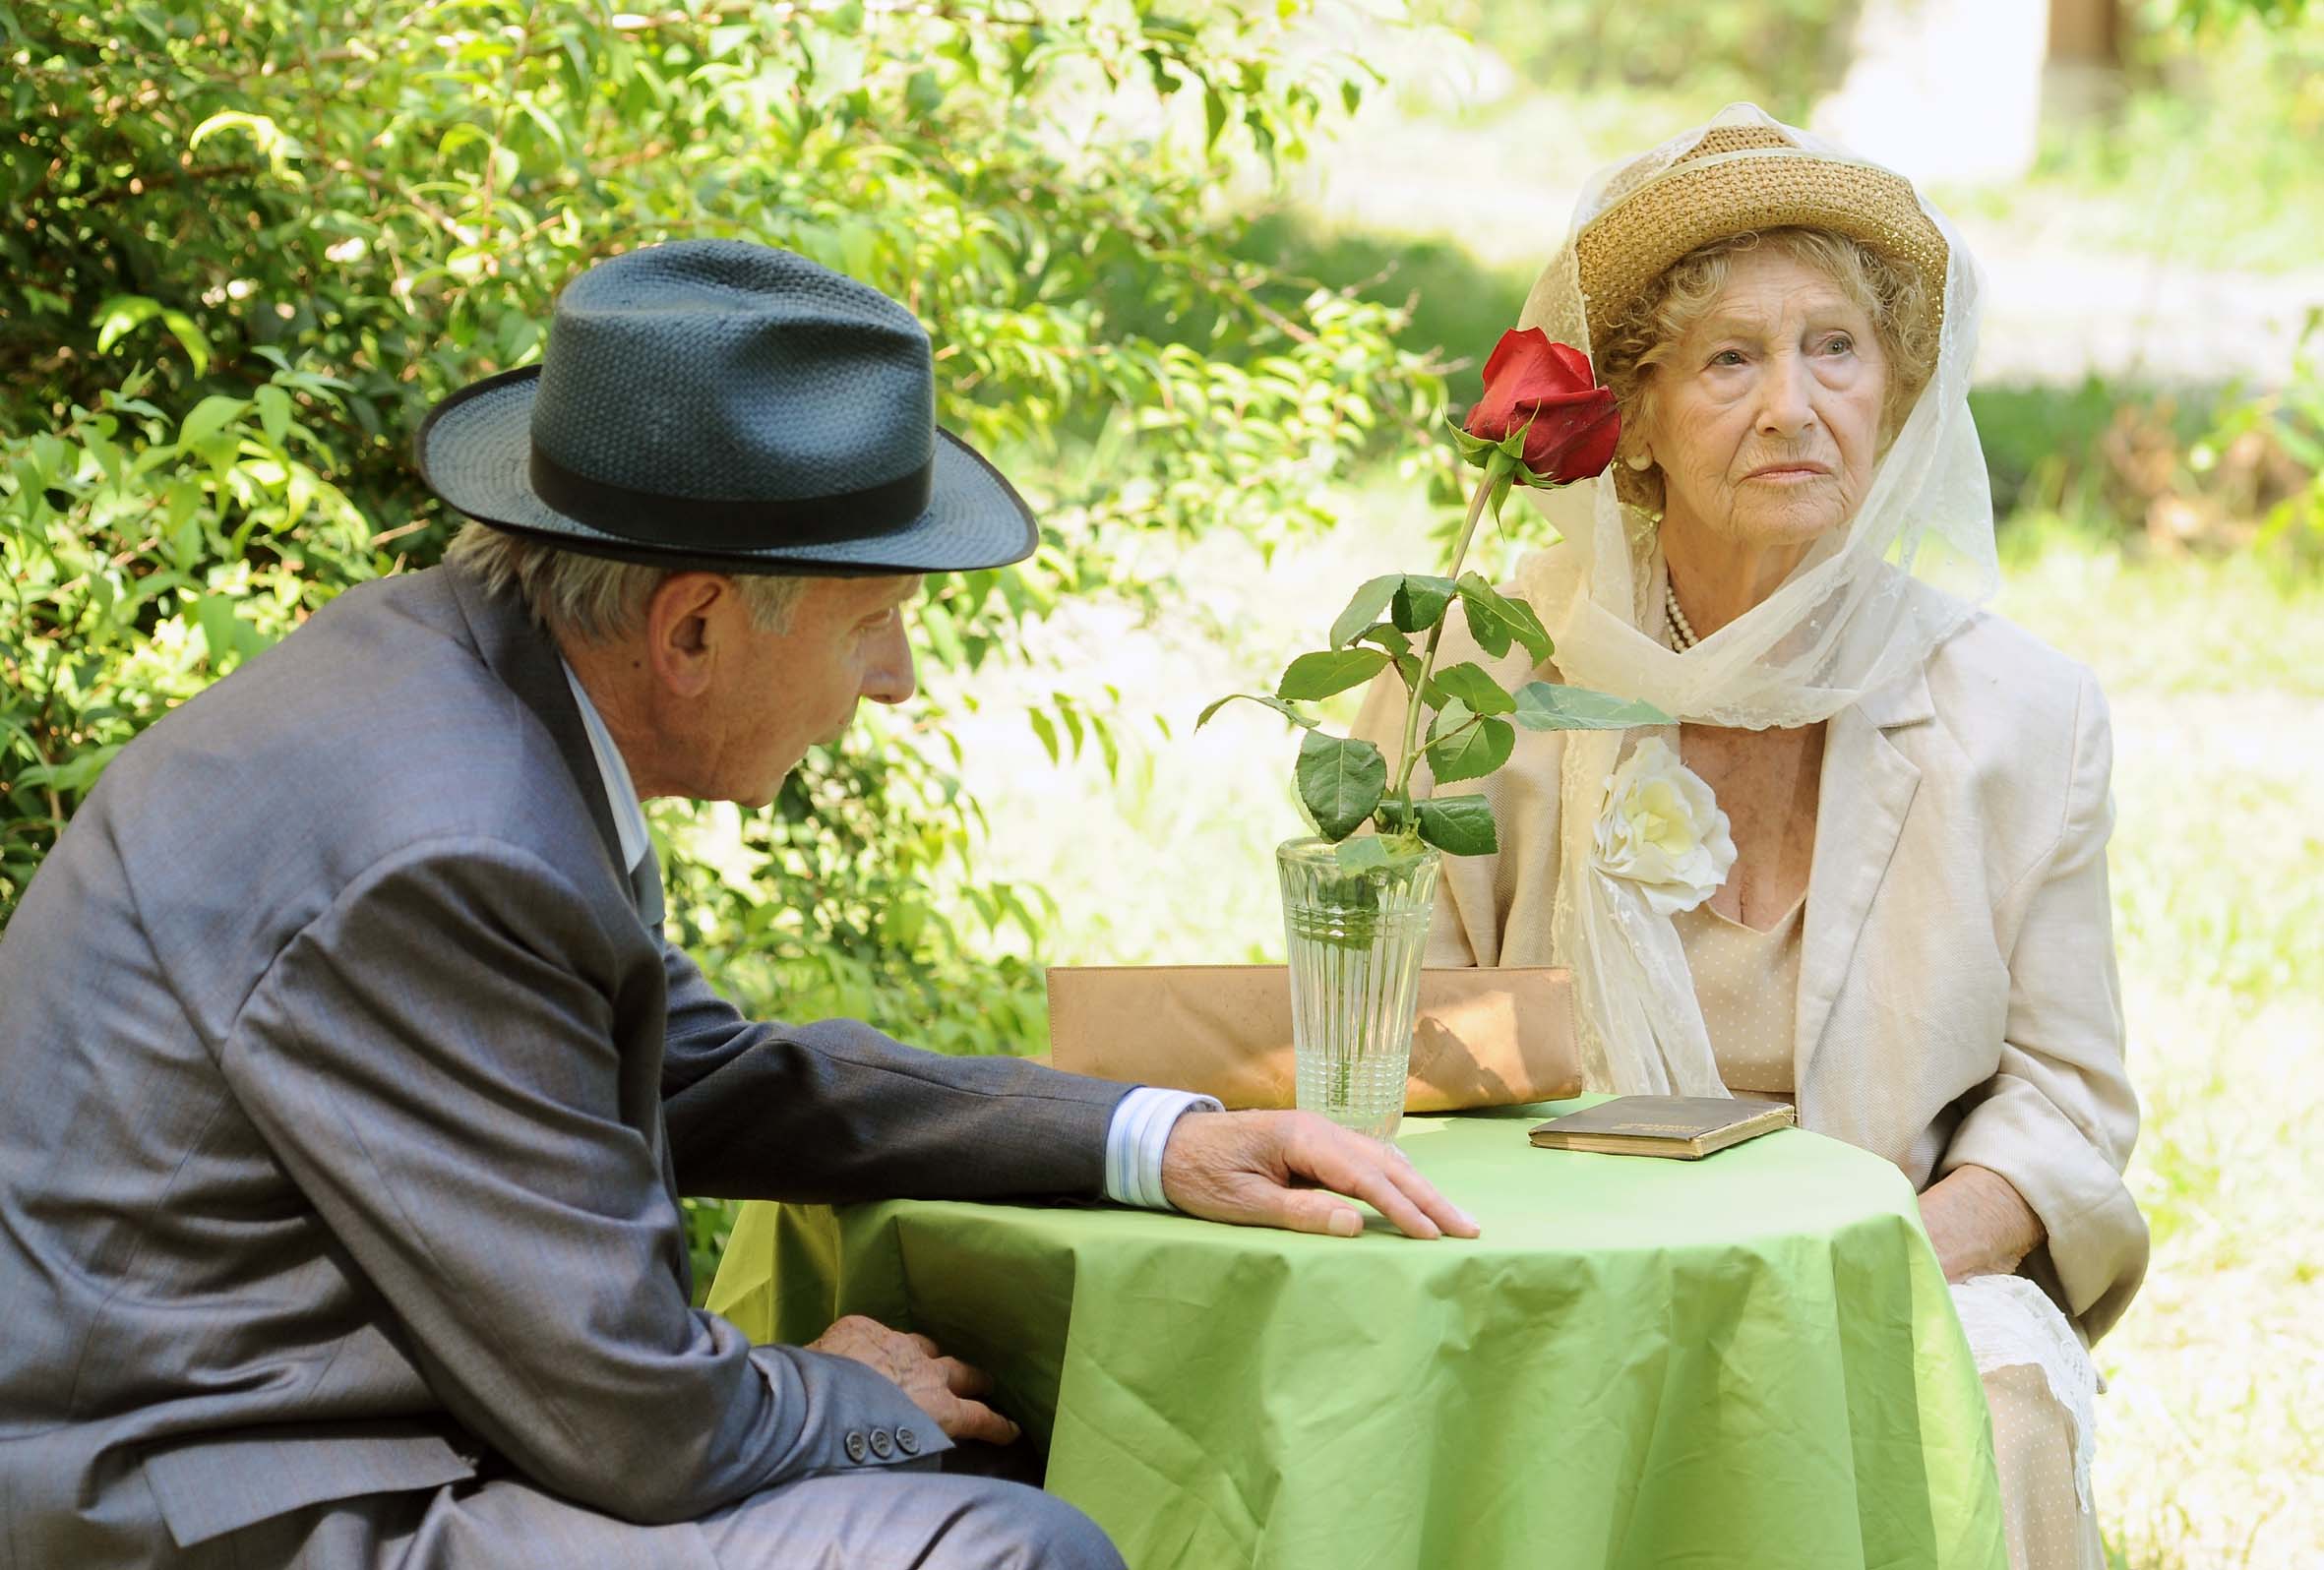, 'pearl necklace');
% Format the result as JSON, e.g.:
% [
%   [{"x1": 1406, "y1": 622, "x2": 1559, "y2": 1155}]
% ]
[{"x1": 1664, "y1": 581, "x2": 1700, "y2": 651}]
